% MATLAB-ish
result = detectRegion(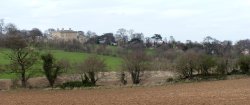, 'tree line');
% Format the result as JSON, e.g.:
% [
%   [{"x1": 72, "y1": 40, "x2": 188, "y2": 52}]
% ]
[{"x1": 0, "y1": 21, "x2": 250, "y2": 88}]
